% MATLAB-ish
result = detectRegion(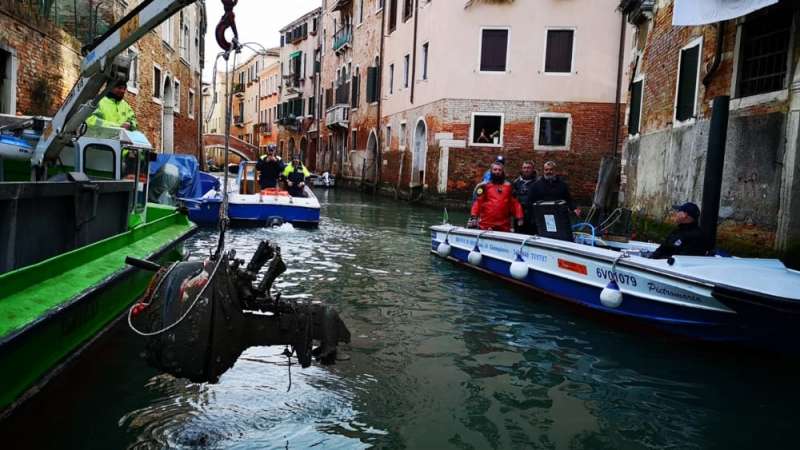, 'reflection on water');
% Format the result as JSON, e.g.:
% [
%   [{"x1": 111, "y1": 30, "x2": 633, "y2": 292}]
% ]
[{"x1": 1, "y1": 190, "x2": 798, "y2": 449}]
